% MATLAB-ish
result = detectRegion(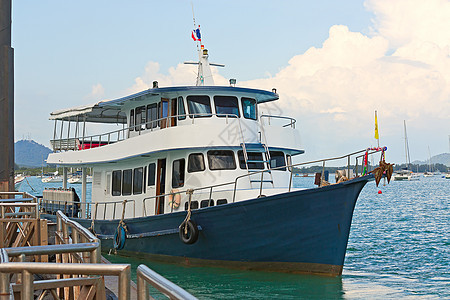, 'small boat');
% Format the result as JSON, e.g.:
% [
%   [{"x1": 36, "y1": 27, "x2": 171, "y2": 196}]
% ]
[
  {"x1": 68, "y1": 175, "x2": 92, "y2": 184},
  {"x1": 14, "y1": 174, "x2": 25, "y2": 189},
  {"x1": 393, "y1": 121, "x2": 419, "y2": 181},
  {"x1": 41, "y1": 23, "x2": 392, "y2": 276},
  {"x1": 445, "y1": 173, "x2": 450, "y2": 179},
  {"x1": 423, "y1": 172, "x2": 433, "y2": 177}
]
